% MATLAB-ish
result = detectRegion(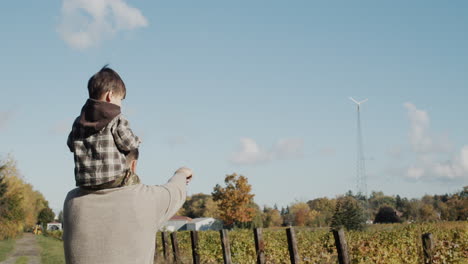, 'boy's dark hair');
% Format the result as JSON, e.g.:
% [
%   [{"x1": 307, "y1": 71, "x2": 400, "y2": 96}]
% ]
[{"x1": 87, "y1": 65, "x2": 126, "y2": 100}]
